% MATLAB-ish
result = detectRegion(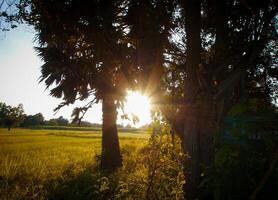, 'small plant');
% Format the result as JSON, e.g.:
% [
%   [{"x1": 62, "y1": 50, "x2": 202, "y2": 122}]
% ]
[{"x1": 141, "y1": 122, "x2": 185, "y2": 200}]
